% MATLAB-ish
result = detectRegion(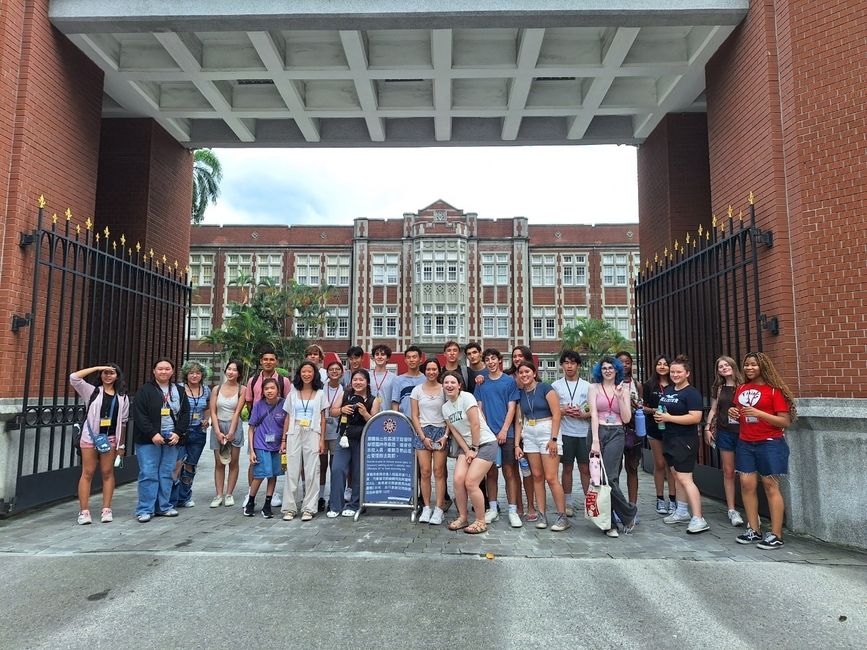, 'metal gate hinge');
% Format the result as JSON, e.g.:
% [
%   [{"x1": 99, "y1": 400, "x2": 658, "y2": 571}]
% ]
[
  {"x1": 19, "y1": 231, "x2": 36, "y2": 247},
  {"x1": 759, "y1": 314, "x2": 779, "y2": 336},
  {"x1": 11, "y1": 313, "x2": 32, "y2": 332}
]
